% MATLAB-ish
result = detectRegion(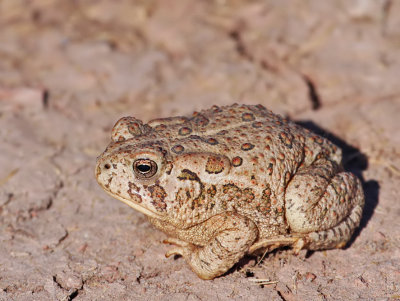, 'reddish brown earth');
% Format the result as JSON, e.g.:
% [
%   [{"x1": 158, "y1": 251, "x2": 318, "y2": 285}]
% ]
[{"x1": 0, "y1": 1, "x2": 399, "y2": 300}]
